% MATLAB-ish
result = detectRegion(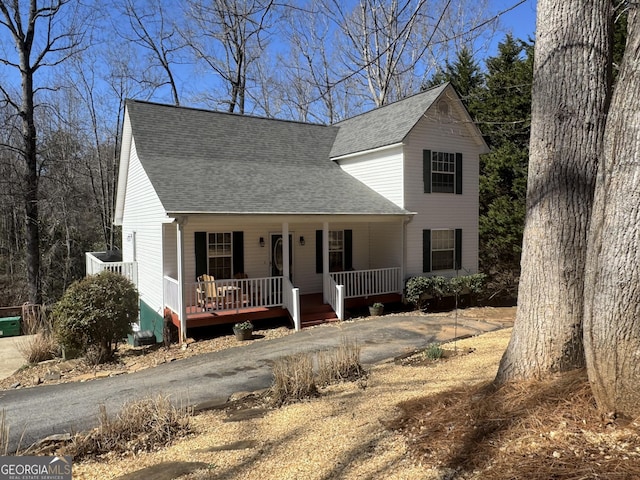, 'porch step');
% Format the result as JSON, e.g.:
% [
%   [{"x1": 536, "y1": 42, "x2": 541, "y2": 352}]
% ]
[{"x1": 300, "y1": 298, "x2": 339, "y2": 328}]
